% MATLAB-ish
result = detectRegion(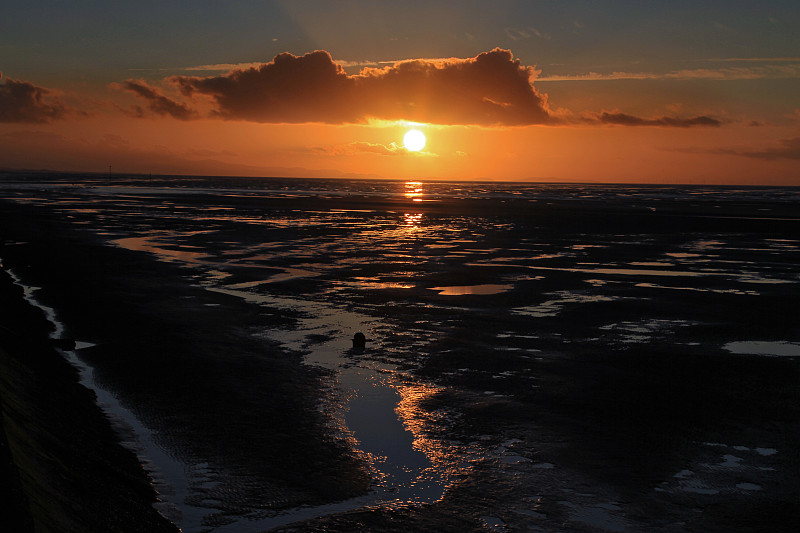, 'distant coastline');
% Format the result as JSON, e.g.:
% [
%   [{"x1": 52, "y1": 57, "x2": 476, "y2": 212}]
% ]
[{"x1": 4, "y1": 168, "x2": 800, "y2": 192}]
